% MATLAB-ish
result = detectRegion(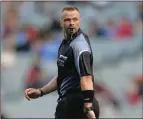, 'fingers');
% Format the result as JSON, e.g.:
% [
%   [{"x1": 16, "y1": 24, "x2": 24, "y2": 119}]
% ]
[
  {"x1": 25, "y1": 89, "x2": 30, "y2": 101},
  {"x1": 27, "y1": 90, "x2": 35, "y2": 95},
  {"x1": 87, "y1": 111, "x2": 96, "y2": 119},
  {"x1": 25, "y1": 88, "x2": 33, "y2": 101}
]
